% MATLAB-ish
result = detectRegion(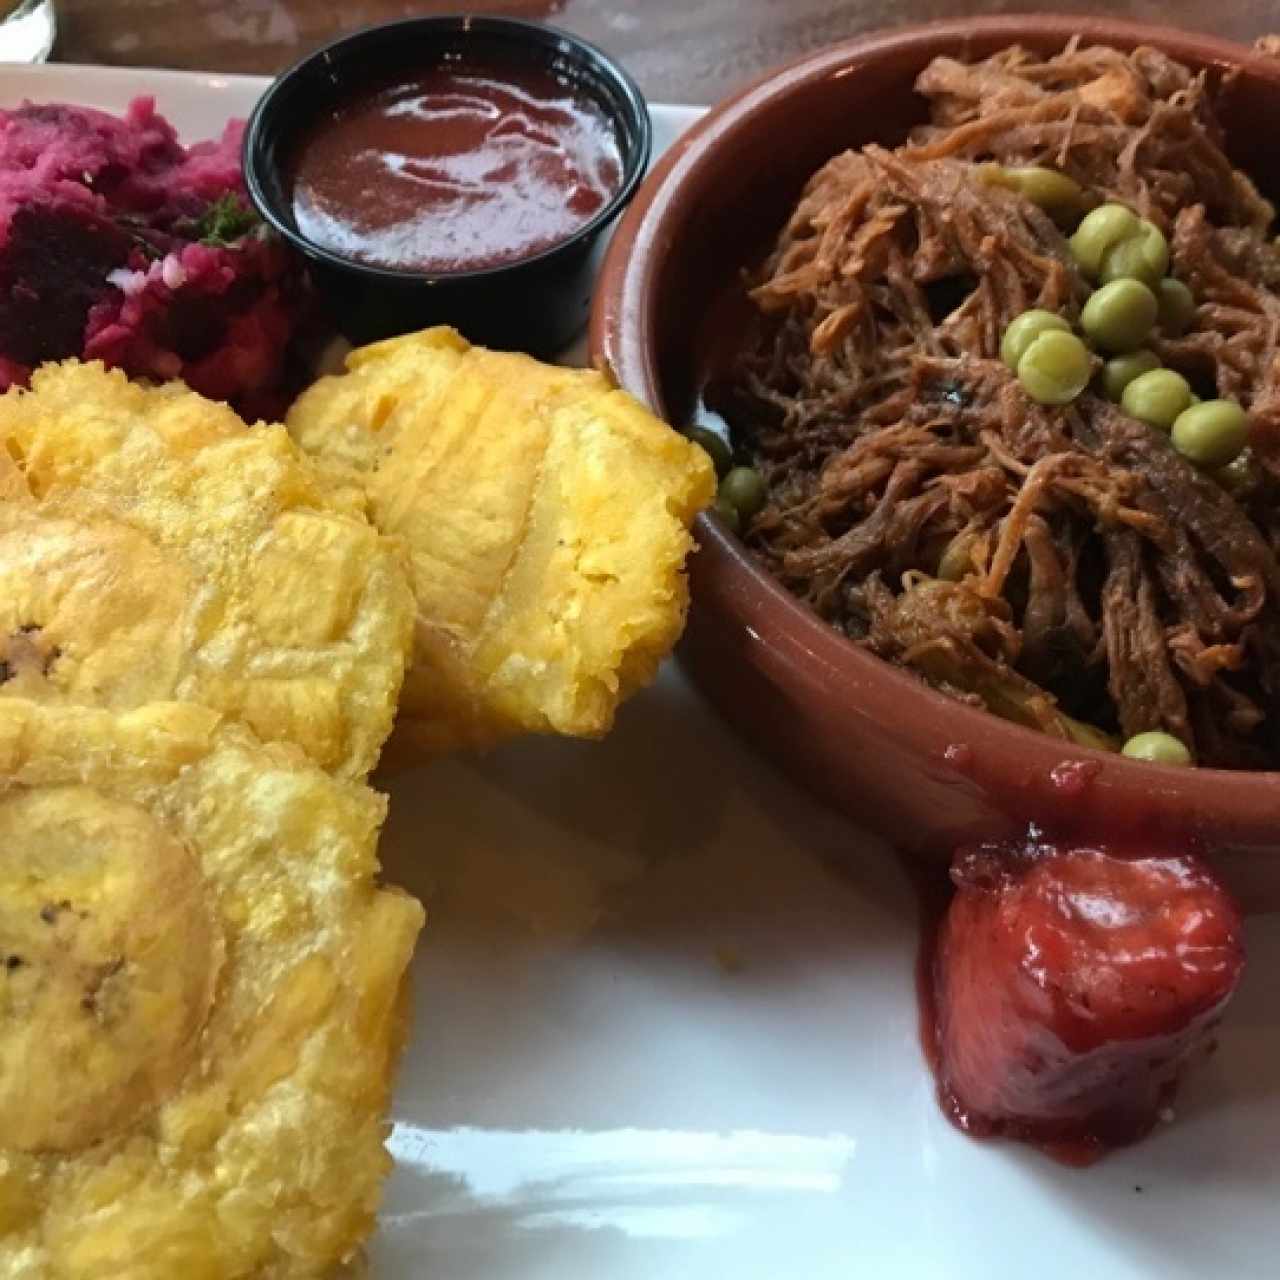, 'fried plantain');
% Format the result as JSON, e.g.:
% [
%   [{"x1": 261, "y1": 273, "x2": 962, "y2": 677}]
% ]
[
  {"x1": 0, "y1": 698, "x2": 424, "y2": 1279},
  {"x1": 286, "y1": 327, "x2": 715, "y2": 753},
  {"x1": 0, "y1": 361, "x2": 414, "y2": 779}
]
